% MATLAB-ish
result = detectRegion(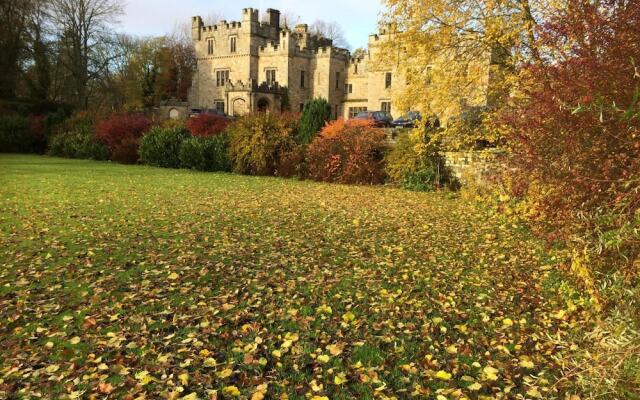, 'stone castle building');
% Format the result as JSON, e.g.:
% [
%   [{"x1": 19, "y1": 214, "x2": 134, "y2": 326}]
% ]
[{"x1": 189, "y1": 8, "x2": 405, "y2": 120}]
